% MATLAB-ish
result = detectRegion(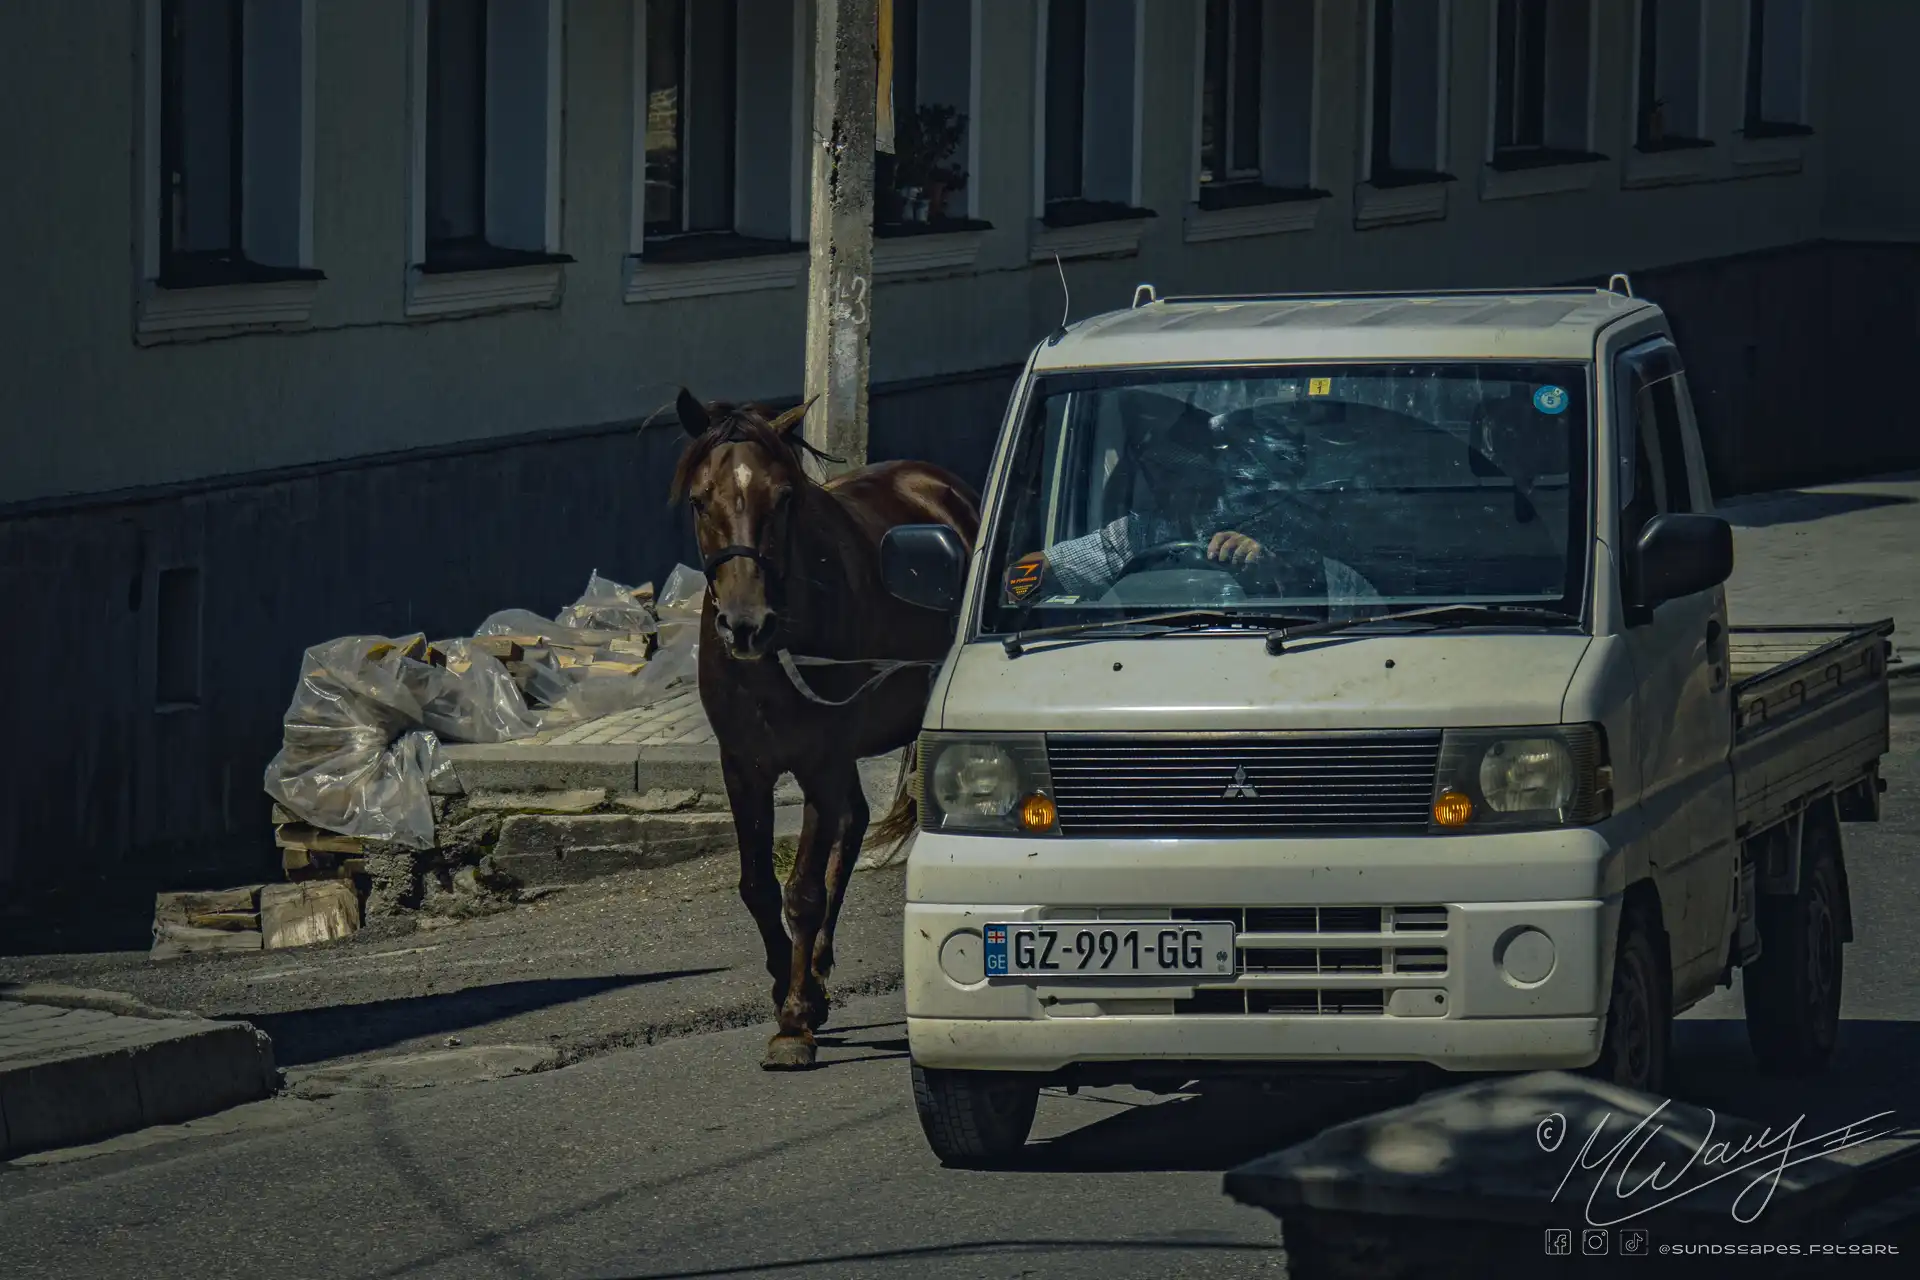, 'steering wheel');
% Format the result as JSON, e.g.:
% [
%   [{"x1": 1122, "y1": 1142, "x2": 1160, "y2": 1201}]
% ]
[{"x1": 1117, "y1": 539, "x2": 1274, "y2": 585}]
